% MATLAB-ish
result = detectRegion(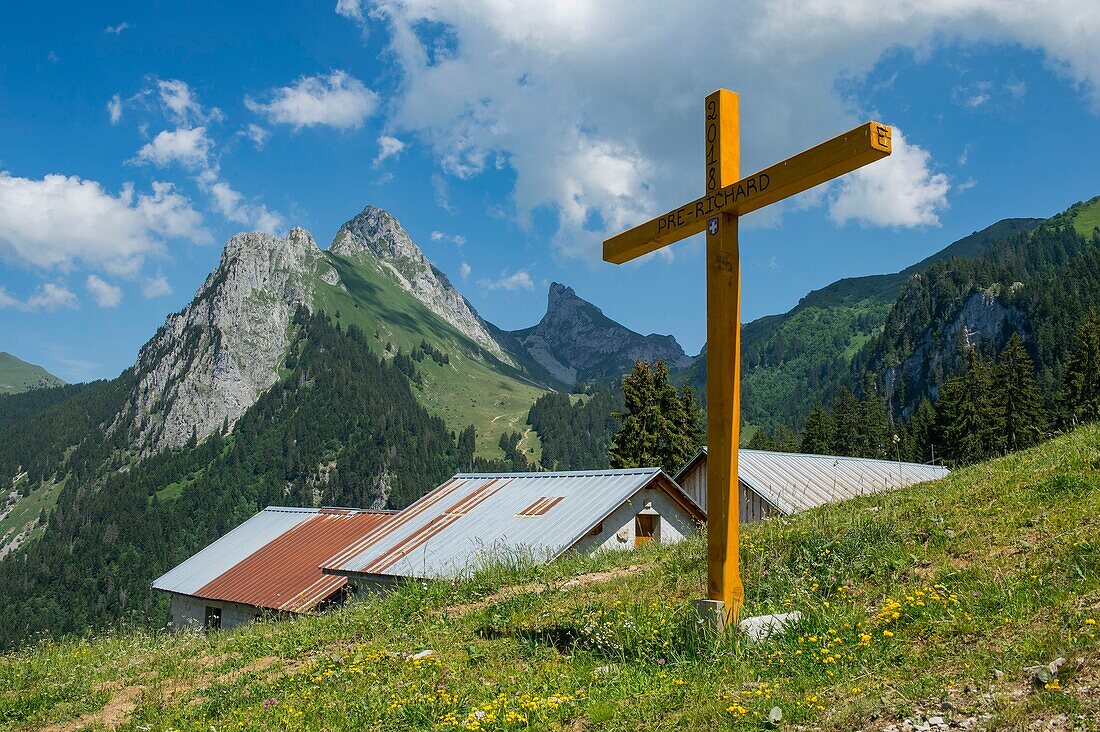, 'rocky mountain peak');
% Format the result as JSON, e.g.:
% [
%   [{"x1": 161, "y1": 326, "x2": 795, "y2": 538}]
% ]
[
  {"x1": 118, "y1": 227, "x2": 342, "y2": 453},
  {"x1": 511, "y1": 283, "x2": 693, "y2": 386},
  {"x1": 329, "y1": 205, "x2": 514, "y2": 366}
]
